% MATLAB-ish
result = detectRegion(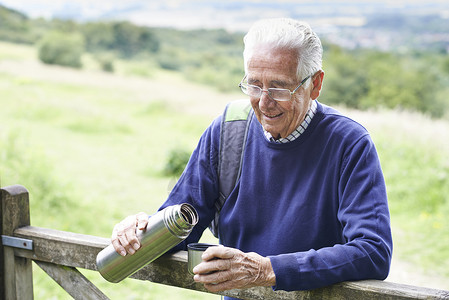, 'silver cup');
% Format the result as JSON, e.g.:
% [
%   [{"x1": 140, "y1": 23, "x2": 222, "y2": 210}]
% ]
[
  {"x1": 97, "y1": 203, "x2": 198, "y2": 283},
  {"x1": 187, "y1": 243, "x2": 219, "y2": 275}
]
